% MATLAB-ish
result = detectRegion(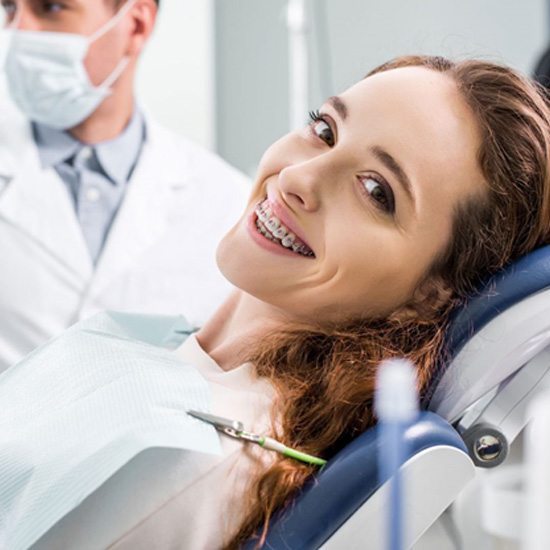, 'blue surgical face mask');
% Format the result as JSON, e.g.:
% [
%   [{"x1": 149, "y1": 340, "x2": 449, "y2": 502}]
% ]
[{"x1": 2, "y1": 0, "x2": 136, "y2": 130}]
